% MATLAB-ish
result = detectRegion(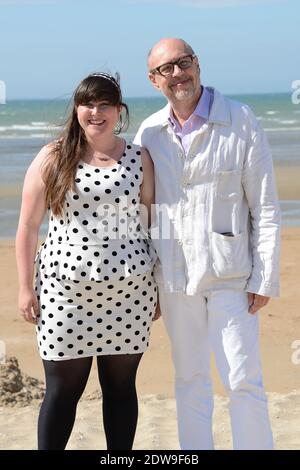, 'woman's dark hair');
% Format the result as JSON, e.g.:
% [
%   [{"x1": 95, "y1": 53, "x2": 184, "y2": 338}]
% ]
[{"x1": 42, "y1": 73, "x2": 129, "y2": 217}]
